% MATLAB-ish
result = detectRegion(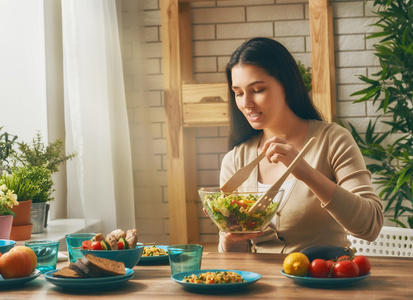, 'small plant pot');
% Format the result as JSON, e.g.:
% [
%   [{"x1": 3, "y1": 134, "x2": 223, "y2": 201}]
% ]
[
  {"x1": 10, "y1": 223, "x2": 33, "y2": 241},
  {"x1": 0, "y1": 215, "x2": 14, "y2": 239},
  {"x1": 11, "y1": 200, "x2": 32, "y2": 226}
]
